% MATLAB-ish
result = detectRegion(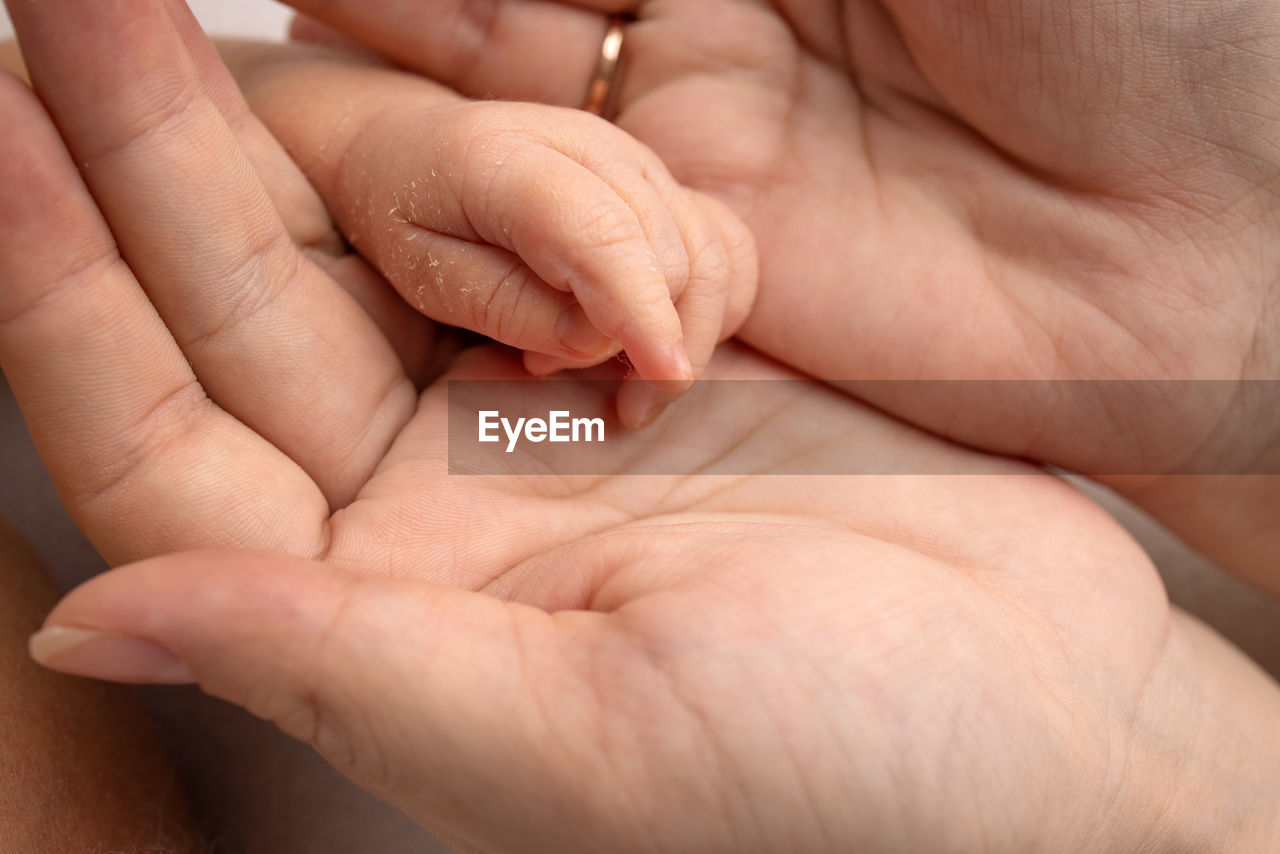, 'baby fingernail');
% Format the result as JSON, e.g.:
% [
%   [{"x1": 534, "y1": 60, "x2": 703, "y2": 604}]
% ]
[
  {"x1": 667, "y1": 343, "x2": 695, "y2": 384},
  {"x1": 634, "y1": 398, "x2": 670, "y2": 429},
  {"x1": 555, "y1": 306, "x2": 614, "y2": 359},
  {"x1": 641, "y1": 341, "x2": 694, "y2": 391},
  {"x1": 29, "y1": 626, "x2": 194, "y2": 684}
]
